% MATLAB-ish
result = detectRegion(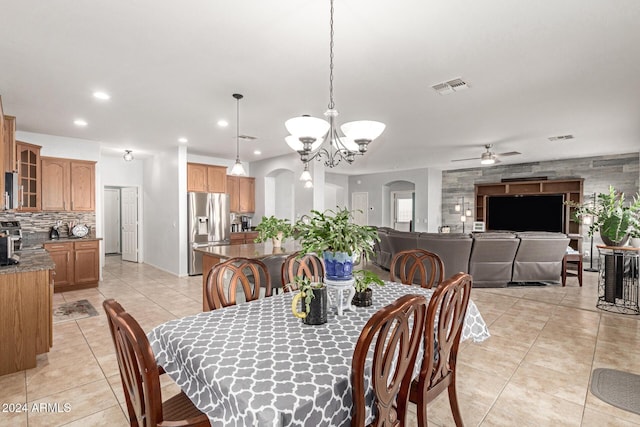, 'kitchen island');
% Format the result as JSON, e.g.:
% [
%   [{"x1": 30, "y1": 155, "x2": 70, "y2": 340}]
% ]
[
  {"x1": 0, "y1": 250, "x2": 55, "y2": 376},
  {"x1": 196, "y1": 241, "x2": 302, "y2": 311}
]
